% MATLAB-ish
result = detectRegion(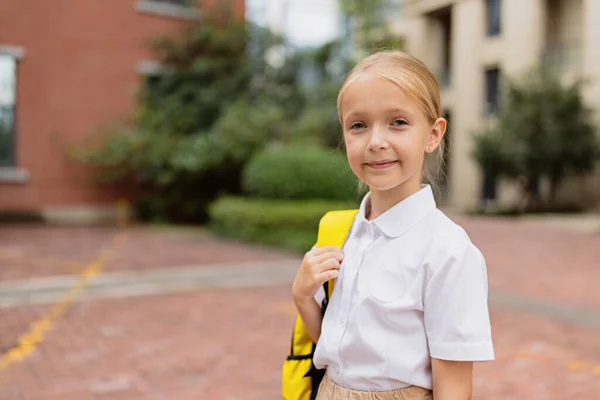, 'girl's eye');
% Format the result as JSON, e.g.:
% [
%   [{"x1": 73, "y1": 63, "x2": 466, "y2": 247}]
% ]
[
  {"x1": 391, "y1": 119, "x2": 408, "y2": 127},
  {"x1": 350, "y1": 122, "x2": 366, "y2": 130}
]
